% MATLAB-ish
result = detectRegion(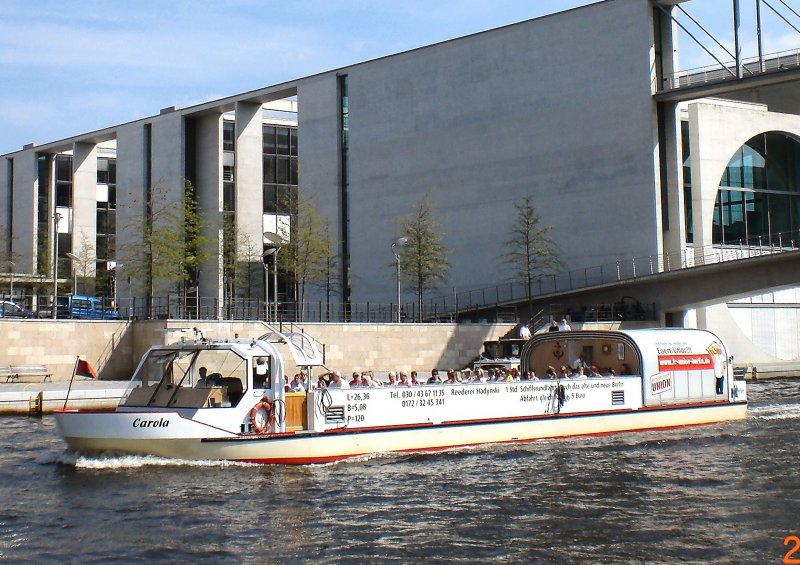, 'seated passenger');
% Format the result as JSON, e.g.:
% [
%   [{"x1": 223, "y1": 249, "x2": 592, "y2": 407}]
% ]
[
  {"x1": 289, "y1": 374, "x2": 305, "y2": 392},
  {"x1": 197, "y1": 366, "x2": 222, "y2": 387},
  {"x1": 410, "y1": 371, "x2": 421, "y2": 386},
  {"x1": 350, "y1": 372, "x2": 362, "y2": 387},
  {"x1": 326, "y1": 370, "x2": 350, "y2": 389},
  {"x1": 398, "y1": 371, "x2": 410, "y2": 386},
  {"x1": 427, "y1": 369, "x2": 442, "y2": 384},
  {"x1": 559, "y1": 366, "x2": 569, "y2": 379},
  {"x1": 545, "y1": 366, "x2": 556, "y2": 379},
  {"x1": 471, "y1": 369, "x2": 487, "y2": 383},
  {"x1": 386, "y1": 372, "x2": 398, "y2": 386},
  {"x1": 588, "y1": 365, "x2": 601, "y2": 378},
  {"x1": 444, "y1": 370, "x2": 459, "y2": 385}
]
